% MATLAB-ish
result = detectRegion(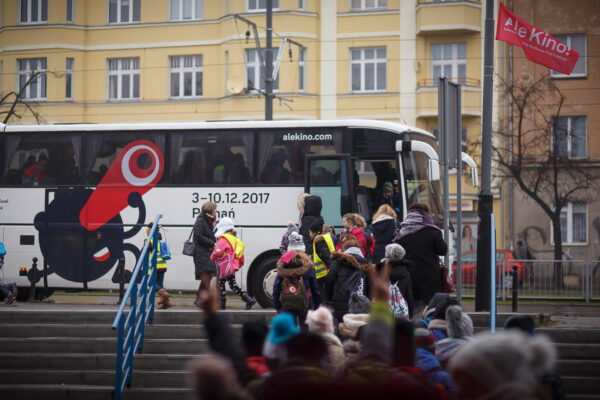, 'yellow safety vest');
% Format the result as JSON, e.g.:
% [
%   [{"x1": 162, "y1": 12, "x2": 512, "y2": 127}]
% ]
[
  {"x1": 222, "y1": 233, "x2": 245, "y2": 259},
  {"x1": 313, "y1": 233, "x2": 335, "y2": 279},
  {"x1": 145, "y1": 239, "x2": 167, "y2": 273}
]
